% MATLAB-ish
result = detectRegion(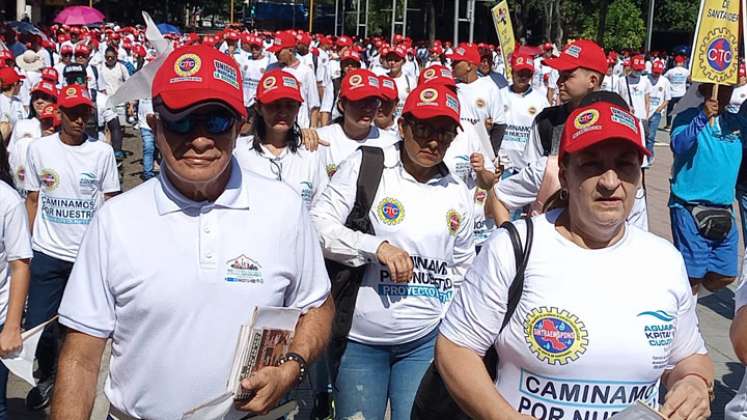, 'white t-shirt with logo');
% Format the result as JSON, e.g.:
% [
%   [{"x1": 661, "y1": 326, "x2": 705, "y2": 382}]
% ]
[
  {"x1": 727, "y1": 84, "x2": 747, "y2": 114},
  {"x1": 391, "y1": 72, "x2": 417, "y2": 118},
  {"x1": 8, "y1": 134, "x2": 39, "y2": 198},
  {"x1": 601, "y1": 74, "x2": 621, "y2": 93},
  {"x1": 500, "y1": 87, "x2": 550, "y2": 171},
  {"x1": 664, "y1": 66, "x2": 690, "y2": 98},
  {"x1": 311, "y1": 144, "x2": 475, "y2": 345},
  {"x1": 440, "y1": 210, "x2": 706, "y2": 420},
  {"x1": 648, "y1": 76, "x2": 672, "y2": 118},
  {"x1": 315, "y1": 124, "x2": 399, "y2": 179},
  {"x1": 57, "y1": 163, "x2": 330, "y2": 420},
  {"x1": 236, "y1": 54, "x2": 274, "y2": 108},
  {"x1": 616, "y1": 75, "x2": 652, "y2": 120},
  {"x1": 24, "y1": 133, "x2": 120, "y2": 262},
  {"x1": 457, "y1": 76, "x2": 506, "y2": 127},
  {"x1": 0, "y1": 181, "x2": 33, "y2": 325},
  {"x1": 233, "y1": 136, "x2": 328, "y2": 209},
  {"x1": 8, "y1": 118, "x2": 41, "y2": 151}
]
